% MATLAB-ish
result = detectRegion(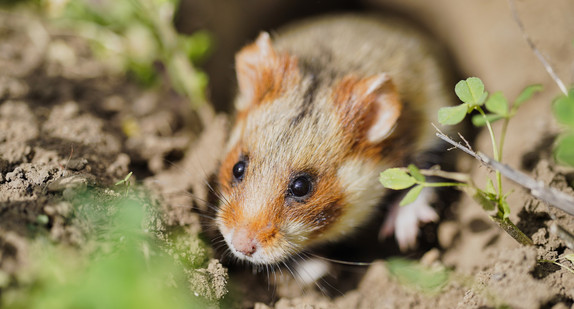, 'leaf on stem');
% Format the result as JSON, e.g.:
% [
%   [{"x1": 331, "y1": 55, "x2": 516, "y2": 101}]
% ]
[
  {"x1": 408, "y1": 164, "x2": 425, "y2": 182},
  {"x1": 555, "y1": 133, "x2": 574, "y2": 166},
  {"x1": 485, "y1": 179, "x2": 497, "y2": 195},
  {"x1": 485, "y1": 91, "x2": 509, "y2": 117},
  {"x1": 514, "y1": 84, "x2": 543, "y2": 107},
  {"x1": 438, "y1": 104, "x2": 469, "y2": 125},
  {"x1": 455, "y1": 77, "x2": 487, "y2": 106},
  {"x1": 380, "y1": 168, "x2": 417, "y2": 190},
  {"x1": 400, "y1": 185, "x2": 423, "y2": 206},
  {"x1": 115, "y1": 172, "x2": 133, "y2": 186},
  {"x1": 553, "y1": 89, "x2": 574, "y2": 127},
  {"x1": 500, "y1": 200, "x2": 511, "y2": 219},
  {"x1": 473, "y1": 190, "x2": 496, "y2": 211}
]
